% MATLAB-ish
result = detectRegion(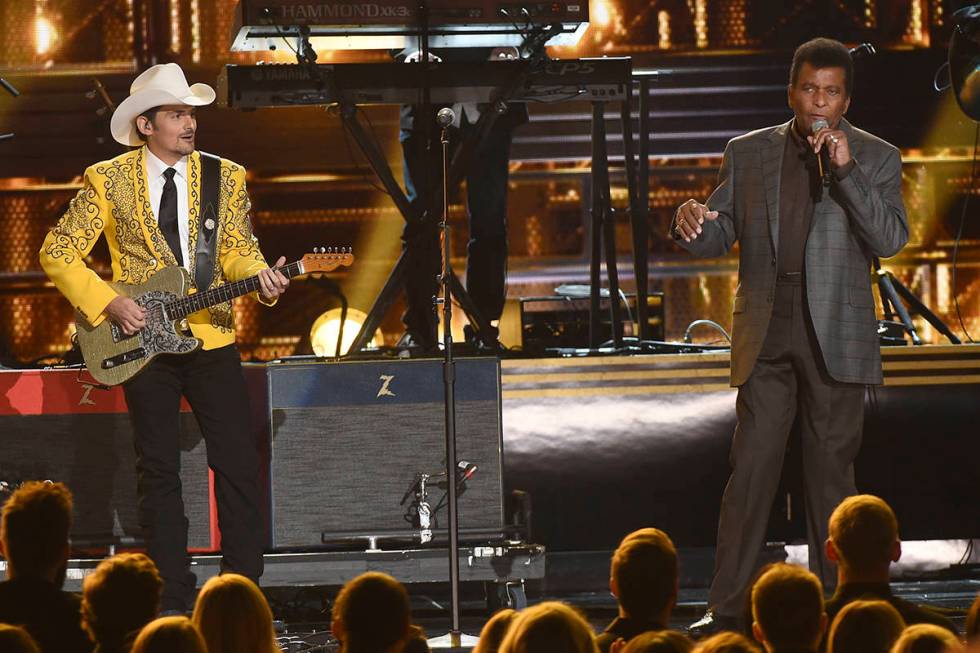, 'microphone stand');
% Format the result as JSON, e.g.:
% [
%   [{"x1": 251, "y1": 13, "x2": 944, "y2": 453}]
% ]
[
  {"x1": 412, "y1": 2, "x2": 474, "y2": 648},
  {"x1": 427, "y1": 112, "x2": 476, "y2": 650}
]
